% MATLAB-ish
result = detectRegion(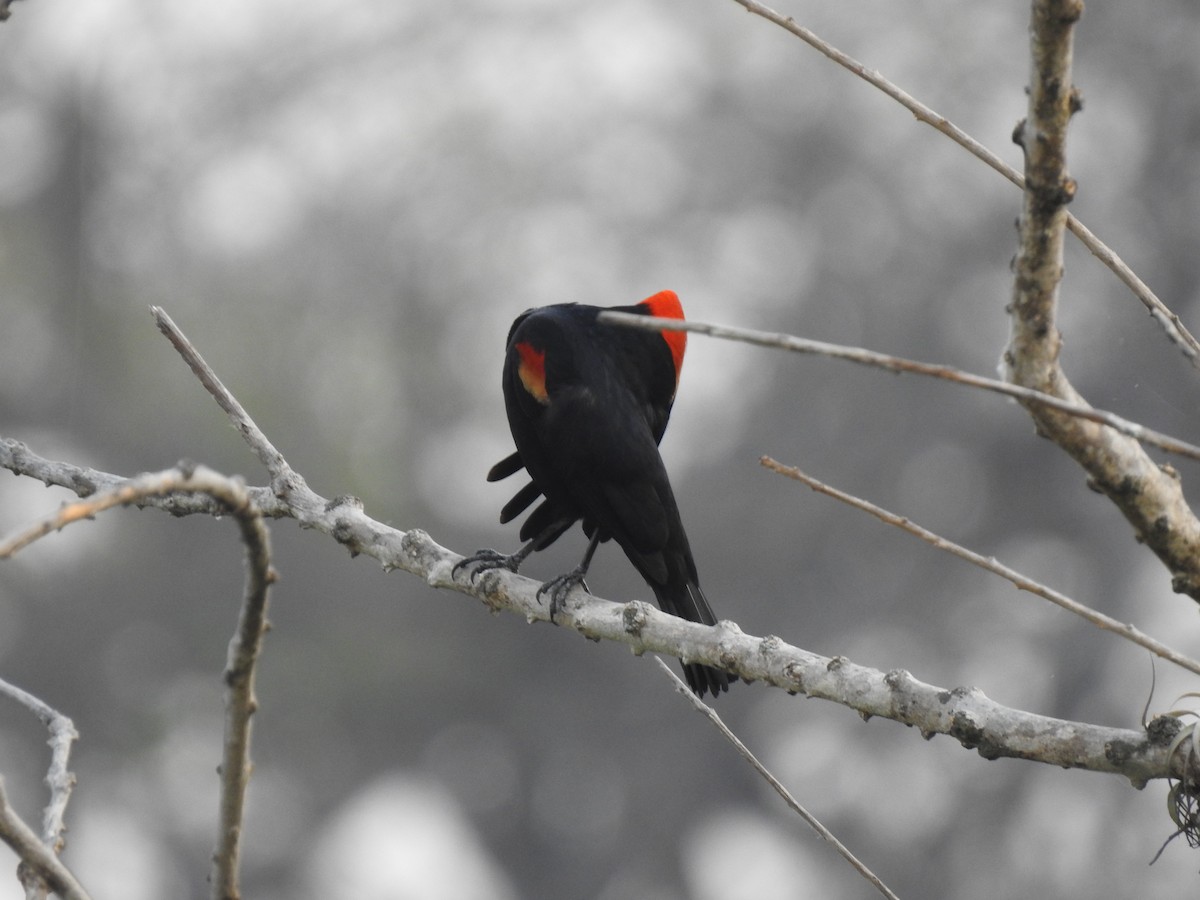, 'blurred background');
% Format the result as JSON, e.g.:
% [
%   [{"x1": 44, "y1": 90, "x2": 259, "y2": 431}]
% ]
[{"x1": 2, "y1": 0, "x2": 1200, "y2": 897}]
